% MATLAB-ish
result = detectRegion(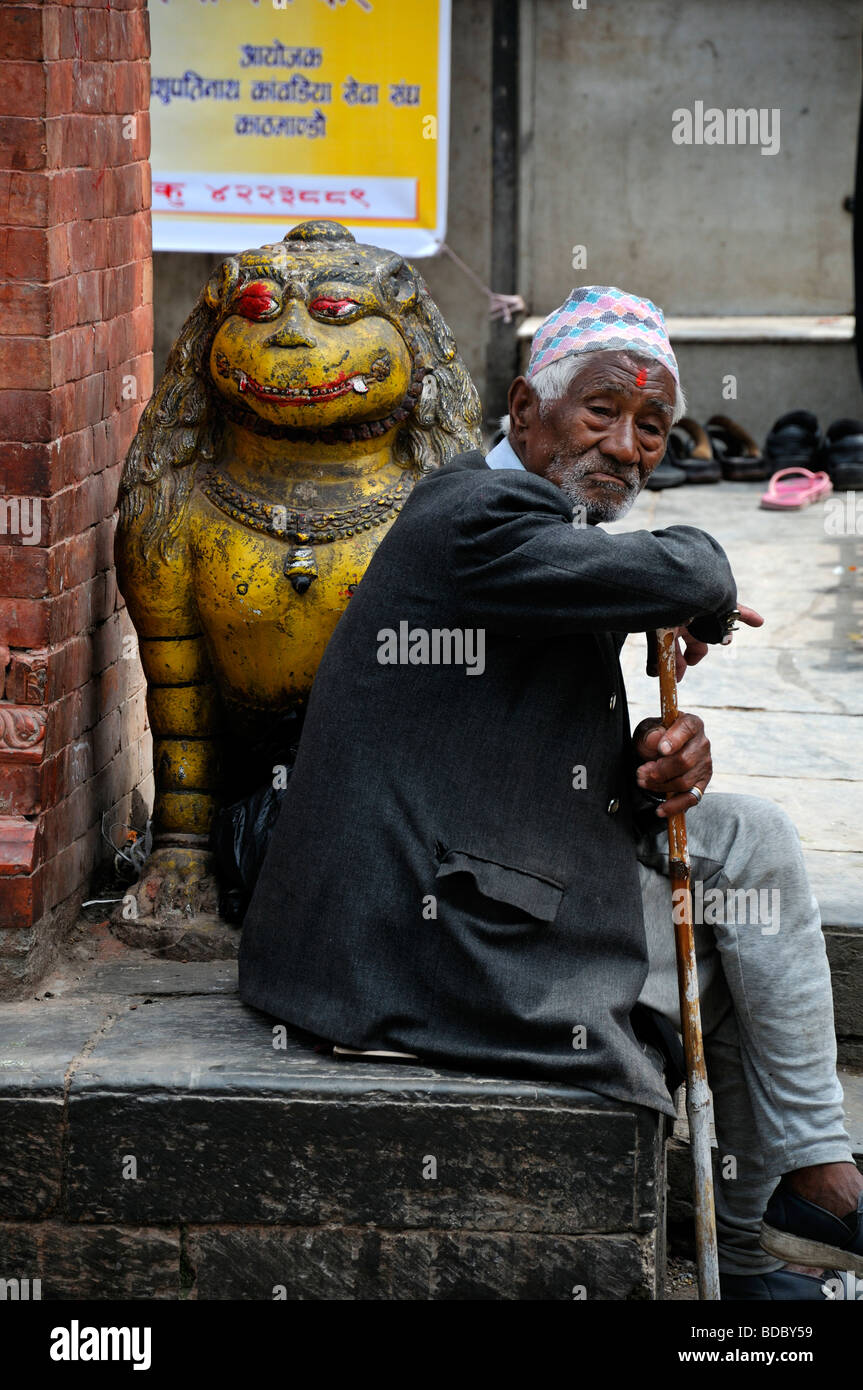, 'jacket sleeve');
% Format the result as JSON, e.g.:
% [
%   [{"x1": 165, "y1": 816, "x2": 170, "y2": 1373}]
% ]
[{"x1": 447, "y1": 471, "x2": 737, "y2": 637}]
